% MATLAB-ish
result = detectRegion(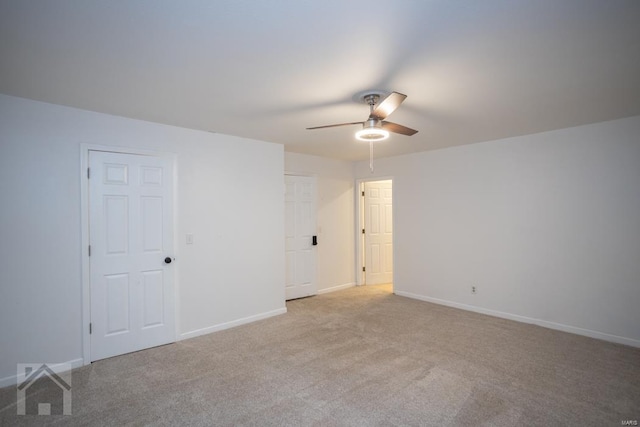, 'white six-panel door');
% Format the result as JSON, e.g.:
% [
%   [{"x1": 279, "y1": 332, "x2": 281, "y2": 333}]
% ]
[
  {"x1": 284, "y1": 175, "x2": 317, "y2": 300},
  {"x1": 364, "y1": 180, "x2": 393, "y2": 285},
  {"x1": 89, "y1": 150, "x2": 175, "y2": 361}
]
